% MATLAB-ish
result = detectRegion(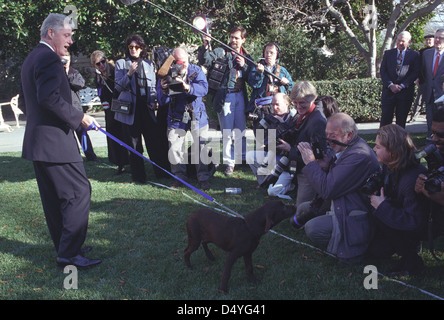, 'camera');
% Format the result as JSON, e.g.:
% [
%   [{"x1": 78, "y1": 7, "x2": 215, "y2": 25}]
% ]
[
  {"x1": 424, "y1": 167, "x2": 444, "y2": 194},
  {"x1": 361, "y1": 170, "x2": 384, "y2": 195},
  {"x1": 415, "y1": 143, "x2": 439, "y2": 160},
  {"x1": 248, "y1": 96, "x2": 273, "y2": 121},
  {"x1": 164, "y1": 61, "x2": 186, "y2": 95},
  {"x1": 257, "y1": 114, "x2": 297, "y2": 146},
  {"x1": 290, "y1": 196, "x2": 330, "y2": 229},
  {"x1": 416, "y1": 143, "x2": 444, "y2": 193},
  {"x1": 259, "y1": 135, "x2": 325, "y2": 188},
  {"x1": 259, "y1": 156, "x2": 290, "y2": 188}
]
